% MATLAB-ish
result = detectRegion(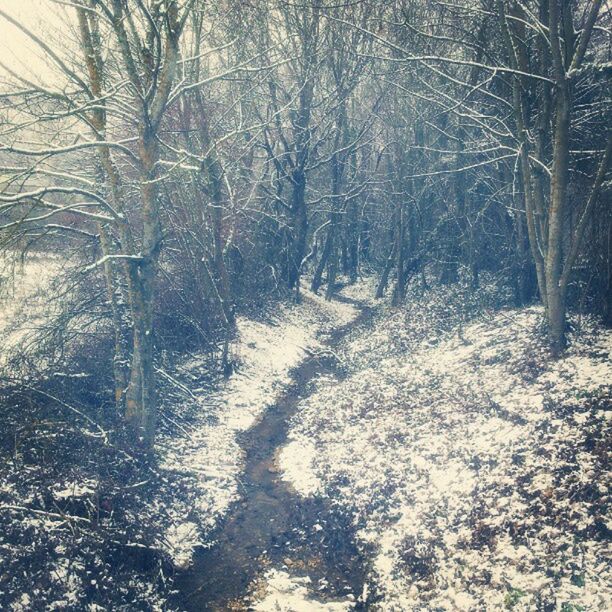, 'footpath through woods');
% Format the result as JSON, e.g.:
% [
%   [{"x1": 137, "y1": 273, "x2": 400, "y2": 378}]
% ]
[{"x1": 173, "y1": 295, "x2": 374, "y2": 611}]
